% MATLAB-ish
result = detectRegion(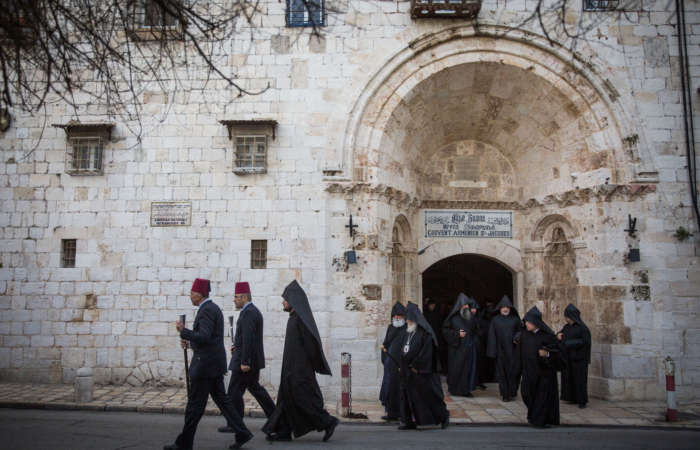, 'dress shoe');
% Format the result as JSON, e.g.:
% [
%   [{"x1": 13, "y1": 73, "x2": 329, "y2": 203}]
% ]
[
  {"x1": 479, "y1": 384, "x2": 487, "y2": 390},
  {"x1": 441, "y1": 415, "x2": 450, "y2": 429},
  {"x1": 164, "y1": 444, "x2": 192, "y2": 450},
  {"x1": 219, "y1": 426, "x2": 235, "y2": 433},
  {"x1": 398, "y1": 424, "x2": 417, "y2": 430},
  {"x1": 465, "y1": 393, "x2": 473, "y2": 398},
  {"x1": 579, "y1": 404, "x2": 587, "y2": 409},
  {"x1": 536, "y1": 424, "x2": 552, "y2": 429},
  {"x1": 381, "y1": 415, "x2": 399, "y2": 421},
  {"x1": 323, "y1": 417, "x2": 340, "y2": 442},
  {"x1": 265, "y1": 434, "x2": 292, "y2": 442},
  {"x1": 229, "y1": 432, "x2": 253, "y2": 449}
]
